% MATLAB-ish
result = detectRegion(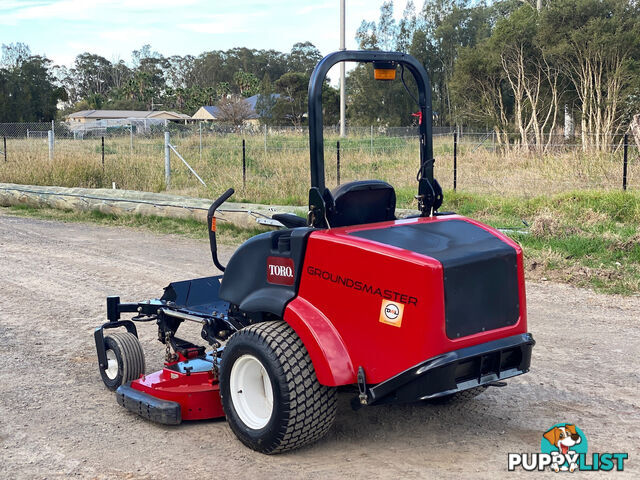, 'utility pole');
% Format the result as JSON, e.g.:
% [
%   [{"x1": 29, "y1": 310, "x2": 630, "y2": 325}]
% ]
[{"x1": 339, "y1": 0, "x2": 346, "y2": 138}]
